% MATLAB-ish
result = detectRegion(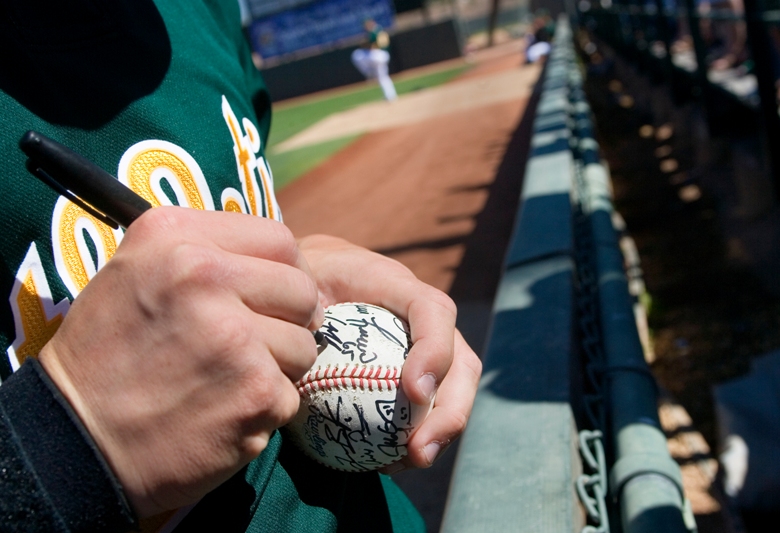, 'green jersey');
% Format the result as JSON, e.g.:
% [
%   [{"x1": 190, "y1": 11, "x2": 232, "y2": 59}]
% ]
[
  {"x1": 369, "y1": 26, "x2": 391, "y2": 50},
  {"x1": 0, "y1": 0, "x2": 423, "y2": 531}
]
